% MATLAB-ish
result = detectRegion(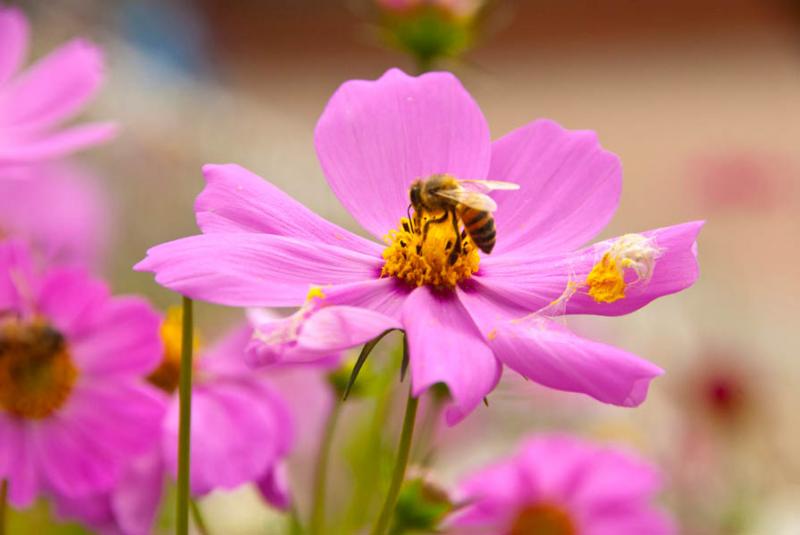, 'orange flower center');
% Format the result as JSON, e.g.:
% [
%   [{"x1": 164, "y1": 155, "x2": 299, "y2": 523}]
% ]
[
  {"x1": 147, "y1": 306, "x2": 201, "y2": 393},
  {"x1": 381, "y1": 214, "x2": 479, "y2": 289},
  {"x1": 0, "y1": 319, "x2": 78, "y2": 419},
  {"x1": 507, "y1": 503, "x2": 576, "y2": 535}
]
